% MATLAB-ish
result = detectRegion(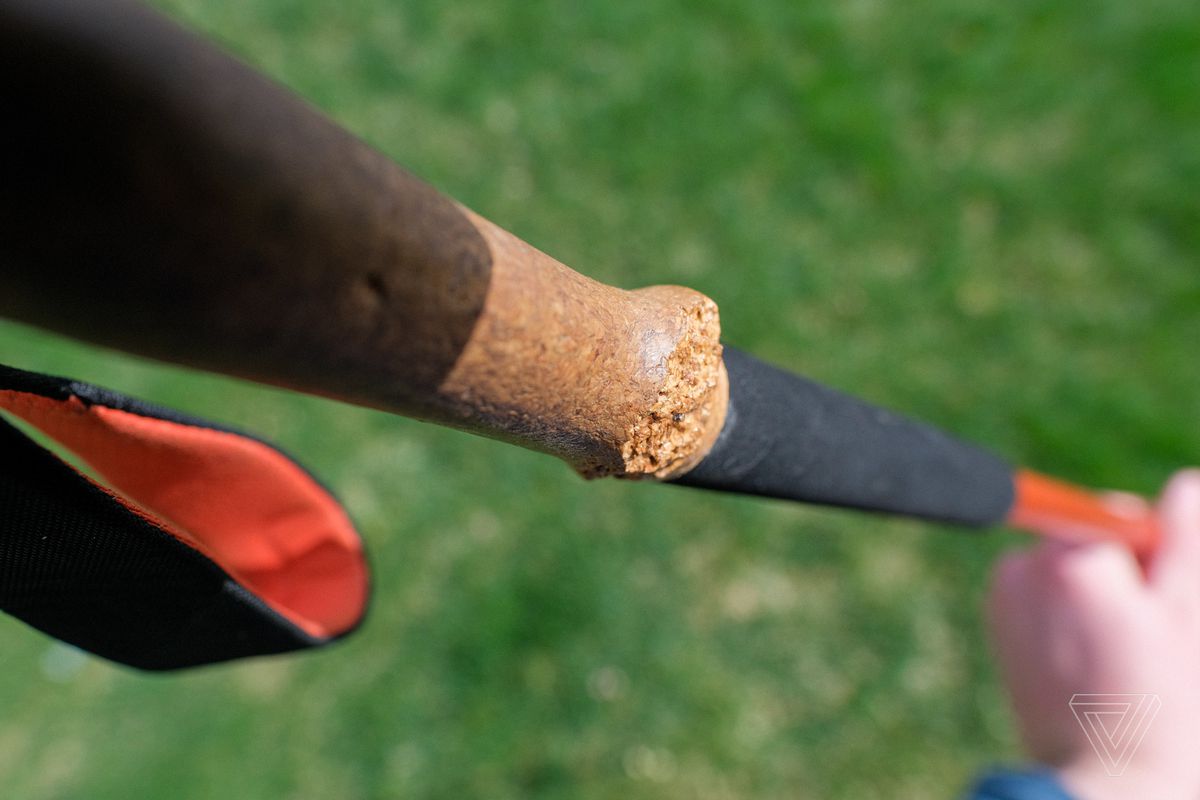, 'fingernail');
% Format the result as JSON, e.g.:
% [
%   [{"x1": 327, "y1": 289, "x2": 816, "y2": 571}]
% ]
[
  {"x1": 1163, "y1": 469, "x2": 1200, "y2": 519},
  {"x1": 1176, "y1": 469, "x2": 1200, "y2": 497}
]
